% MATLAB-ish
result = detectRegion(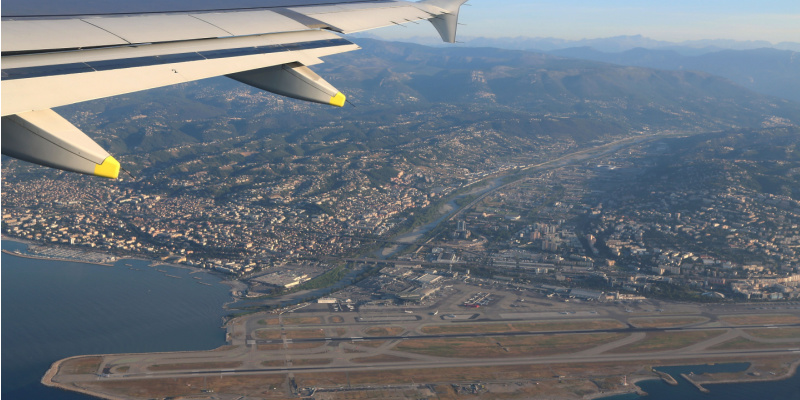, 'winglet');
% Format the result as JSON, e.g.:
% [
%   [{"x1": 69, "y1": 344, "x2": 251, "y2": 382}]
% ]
[
  {"x1": 1, "y1": 109, "x2": 121, "y2": 179},
  {"x1": 329, "y1": 92, "x2": 346, "y2": 108},
  {"x1": 420, "y1": 0, "x2": 469, "y2": 43},
  {"x1": 94, "y1": 156, "x2": 121, "y2": 179}
]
